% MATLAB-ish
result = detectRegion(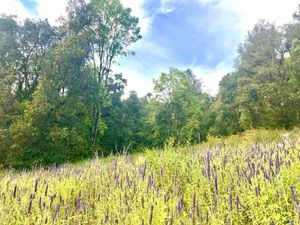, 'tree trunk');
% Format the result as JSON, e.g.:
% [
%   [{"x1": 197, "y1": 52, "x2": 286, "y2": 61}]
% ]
[{"x1": 92, "y1": 107, "x2": 100, "y2": 146}]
